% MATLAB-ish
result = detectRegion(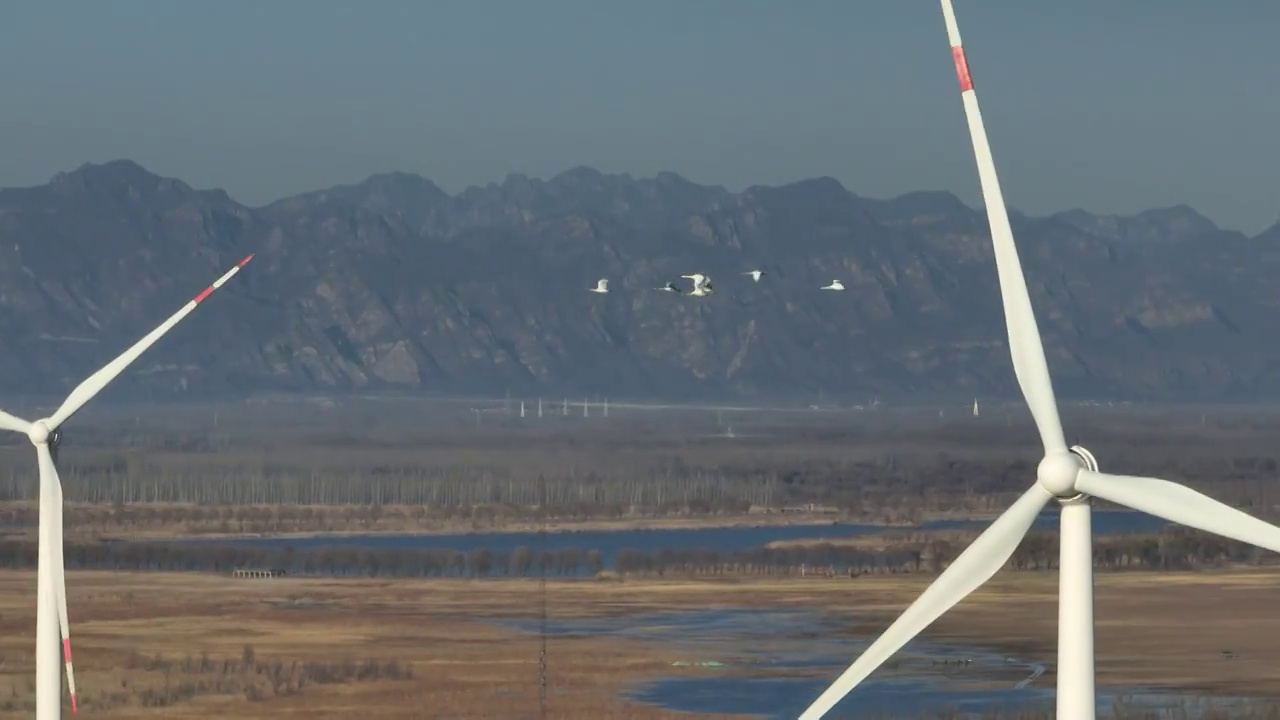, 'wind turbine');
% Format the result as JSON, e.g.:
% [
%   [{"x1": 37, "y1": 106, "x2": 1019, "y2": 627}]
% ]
[
  {"x1": 0, "y1": 254, "x2": 253, "y2": 720},
  {"x1": 797, "y1": 3, "x2": 1280, "y2": 719}
]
